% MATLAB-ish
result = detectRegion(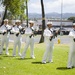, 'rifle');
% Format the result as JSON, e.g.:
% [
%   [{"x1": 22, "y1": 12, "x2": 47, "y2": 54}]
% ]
[
  {"x1": 50, "y1": 29, "x2": 59, "y2": 41},
  {"x1": 29, "y1": 28, "x2": 38, "y2": 38},
  {"x1": 2, "y1": 29, "x2": 12, "y2": 35},
  {"x1": 19, "y1": 28, "x2": 25, "y2": 34},
  {"x1": 16, "y1": 27, "x2": 25, "y2": 37},
  {"x1": 16, "y1": 33, "x2": 19, "y2": 37},
  {"x1": 73, "y1": 38, "x2": 75, "y2": 42}
]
